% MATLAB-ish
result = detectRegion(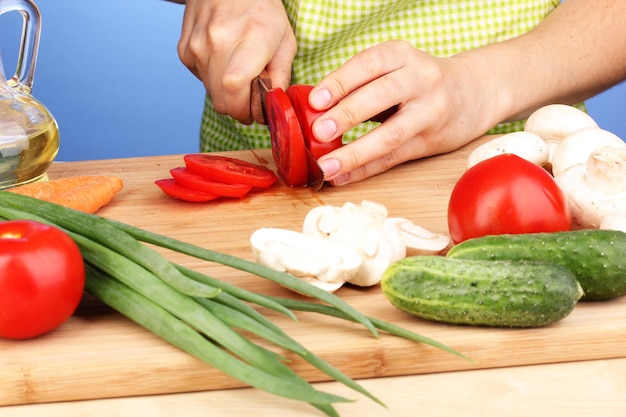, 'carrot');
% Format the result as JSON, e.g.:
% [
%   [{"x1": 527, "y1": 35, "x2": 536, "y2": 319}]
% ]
[{"x1": 7, "y1": 175, "x2": 124, "y2": 214}]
